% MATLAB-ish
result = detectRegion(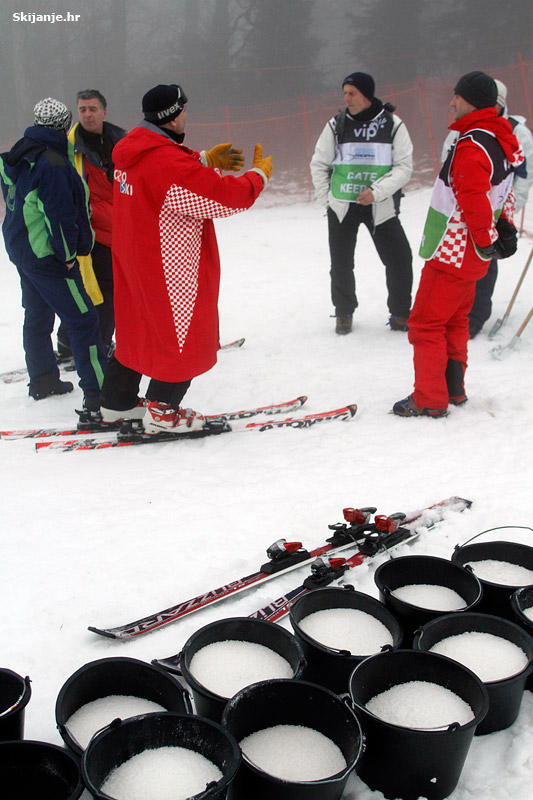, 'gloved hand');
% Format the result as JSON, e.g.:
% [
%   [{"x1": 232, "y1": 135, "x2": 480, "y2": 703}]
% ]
[
  {"x1": 204, "y1": 143, "x2": 245, "y2": 171},
  {"x1": 252, "y1": 143, "x2": 273, "y2": 182},
  {"x1": 494, "y1": 217, "x2": 518, "y2": 259}
]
